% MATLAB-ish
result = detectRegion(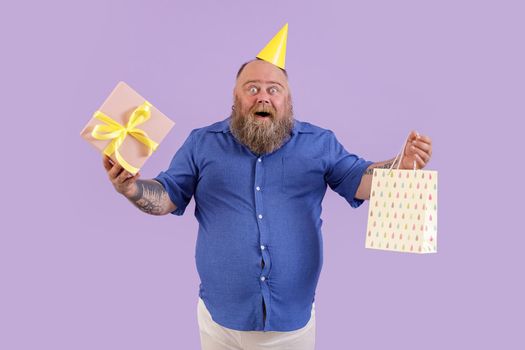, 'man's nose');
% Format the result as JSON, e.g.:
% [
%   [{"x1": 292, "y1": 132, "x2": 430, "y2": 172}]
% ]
[{"x1": 256, "y1": 94, "x2": 270, "y2": 105}]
